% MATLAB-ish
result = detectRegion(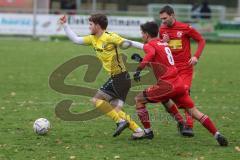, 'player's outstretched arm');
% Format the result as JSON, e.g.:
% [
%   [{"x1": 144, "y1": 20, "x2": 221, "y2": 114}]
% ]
[
  {"x1": 123, "y1": 39, "x2": 144, "y2": 50},
  {"x1": 59, "y1": 15, "x2": 84, "y2": 45},
  {"x1": 108, "y1": 32, "x2": 143, "y2": 50}
]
